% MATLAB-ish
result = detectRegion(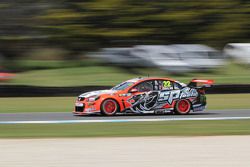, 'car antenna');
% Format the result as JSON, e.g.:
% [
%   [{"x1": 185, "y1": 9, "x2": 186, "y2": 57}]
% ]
[{"x1": 147, "y1": 74, "x2": 149, "y2": 78}]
